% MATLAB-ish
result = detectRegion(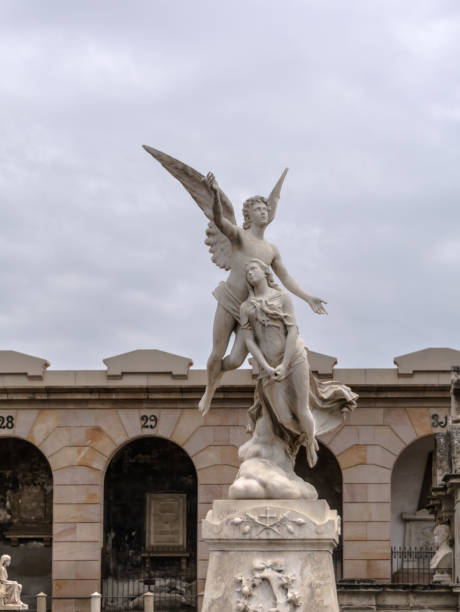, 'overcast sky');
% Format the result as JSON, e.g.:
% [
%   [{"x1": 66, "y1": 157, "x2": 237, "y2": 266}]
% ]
[{"x1": 1, "y1": 0, "x2": 459, "y2": 370}]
